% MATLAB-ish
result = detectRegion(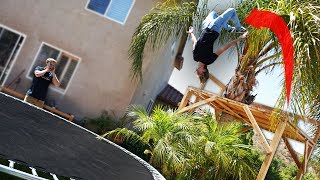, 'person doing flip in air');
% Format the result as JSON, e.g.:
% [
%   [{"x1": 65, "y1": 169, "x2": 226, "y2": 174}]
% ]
[{"x1": 187, "y1": 8, "x2": 248, "y2": 83}]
